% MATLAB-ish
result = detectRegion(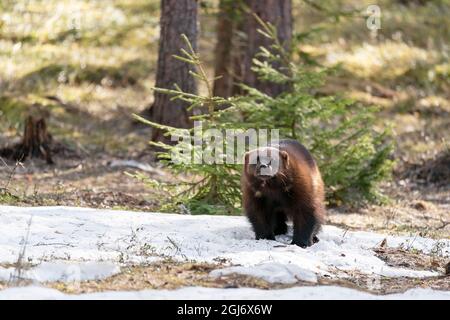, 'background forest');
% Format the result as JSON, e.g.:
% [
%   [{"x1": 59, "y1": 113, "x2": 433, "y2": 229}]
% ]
[
  {"x1": 0, "y1": 0, "x2": 449, "y2": 238},
  {"x1": 0, "y1": 0, "x2": 449, "y2": 298}
]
